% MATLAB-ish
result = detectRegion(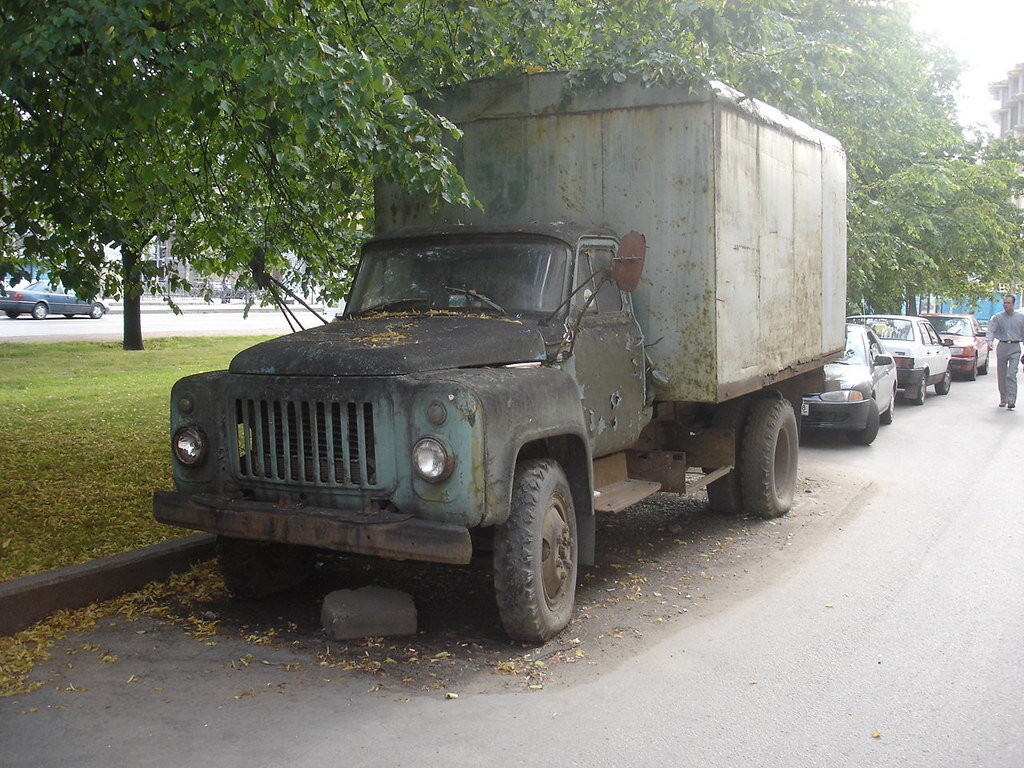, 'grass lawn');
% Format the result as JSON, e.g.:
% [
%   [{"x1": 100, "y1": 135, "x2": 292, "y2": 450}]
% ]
[{"x1": 0, "y1": 336, "x2": 277, "y2": 582}]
